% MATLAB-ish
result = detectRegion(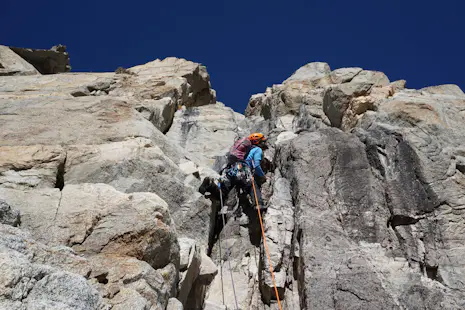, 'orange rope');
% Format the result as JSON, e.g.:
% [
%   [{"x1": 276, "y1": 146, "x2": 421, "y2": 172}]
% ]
[{"x1": 251, "y1": 176, "x2": 283, "y2": 310}]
